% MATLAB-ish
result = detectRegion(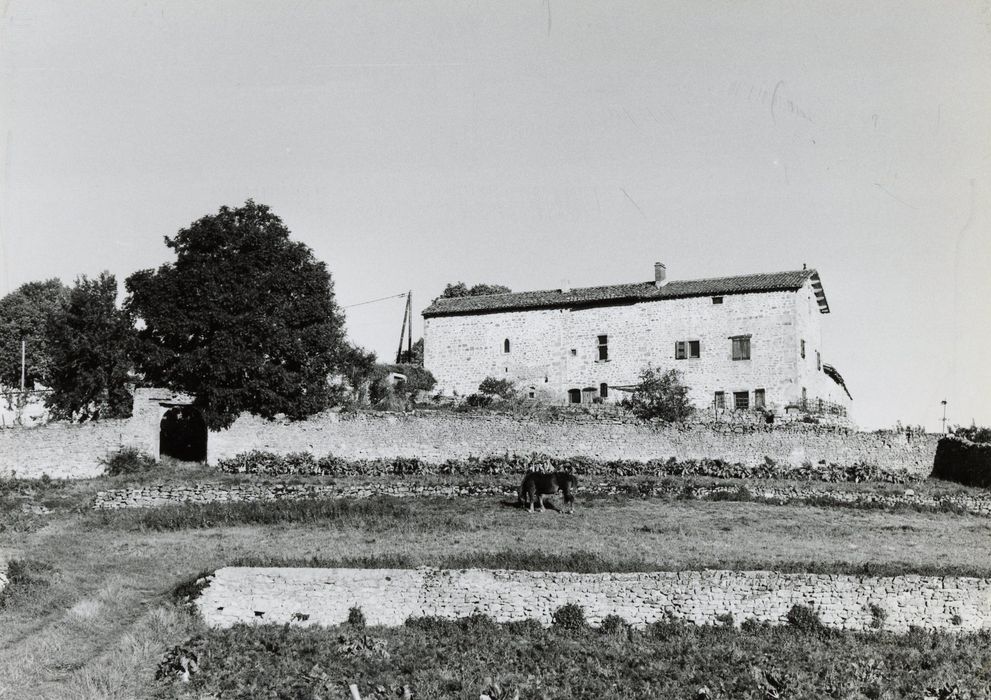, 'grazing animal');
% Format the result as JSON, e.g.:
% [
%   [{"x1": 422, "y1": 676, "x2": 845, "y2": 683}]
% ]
[{"x1": 518, "y1": 471, "x2": 577, "y2": 513}]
